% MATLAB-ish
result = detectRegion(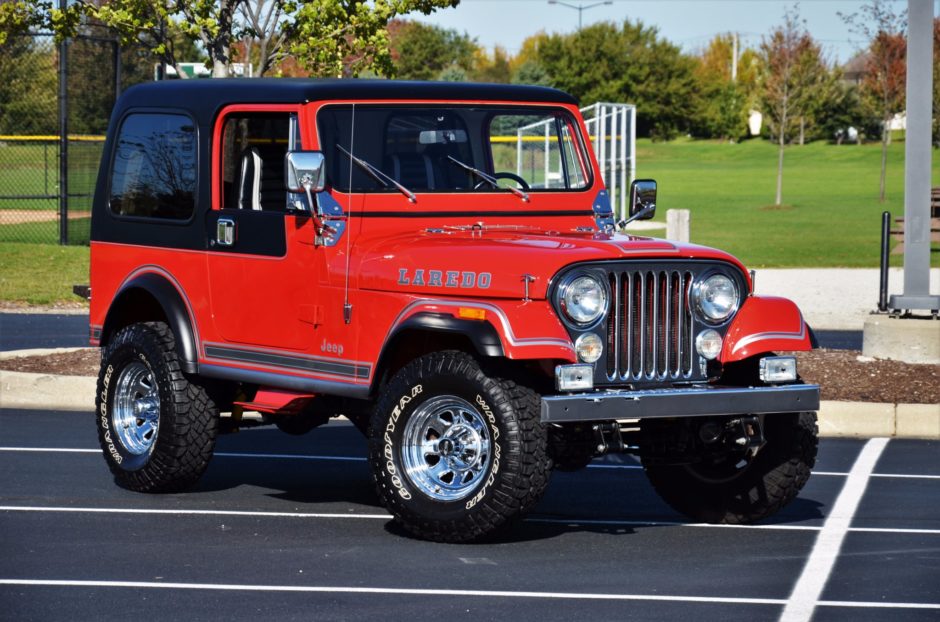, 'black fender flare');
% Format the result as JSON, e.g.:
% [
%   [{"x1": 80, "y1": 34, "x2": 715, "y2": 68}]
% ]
[
  {"x1": 102, "y1": 273, "x2": 199, "y2": 374},
  {"x1": 393, "y1": 312, "x2": 504, "y2": 357}
]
